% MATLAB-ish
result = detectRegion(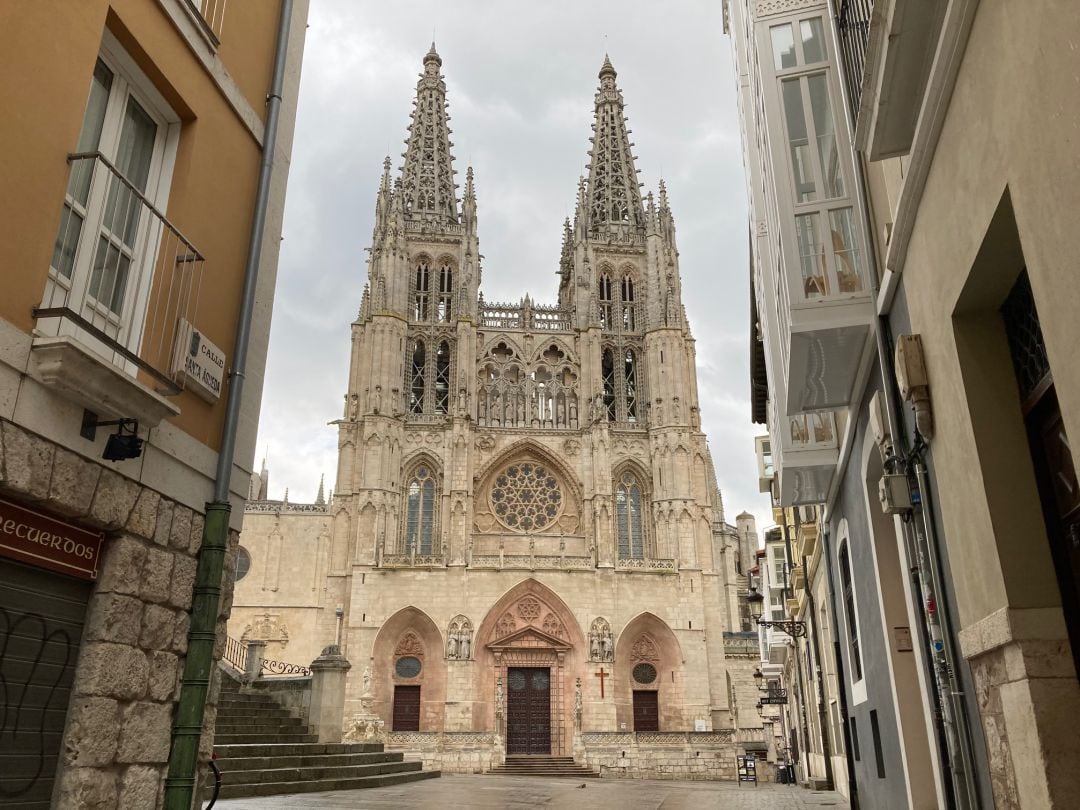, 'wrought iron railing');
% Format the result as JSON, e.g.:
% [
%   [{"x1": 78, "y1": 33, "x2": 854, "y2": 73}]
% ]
[
  {"x1": 260, "y1": 658, "x2": 312, "y2": 677},
  {"x1": 185, "y1": 0, "x2": 227, "y2": 43},
  {"x1": 837, "y1": 0, "x2": 874, "y2": 123},
  {"x1": 36, "y1": 152, "x2": 204, "y2": 395},
  {"x1": 223, "y1": 635, "x2": 247, "y2": 673}
]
